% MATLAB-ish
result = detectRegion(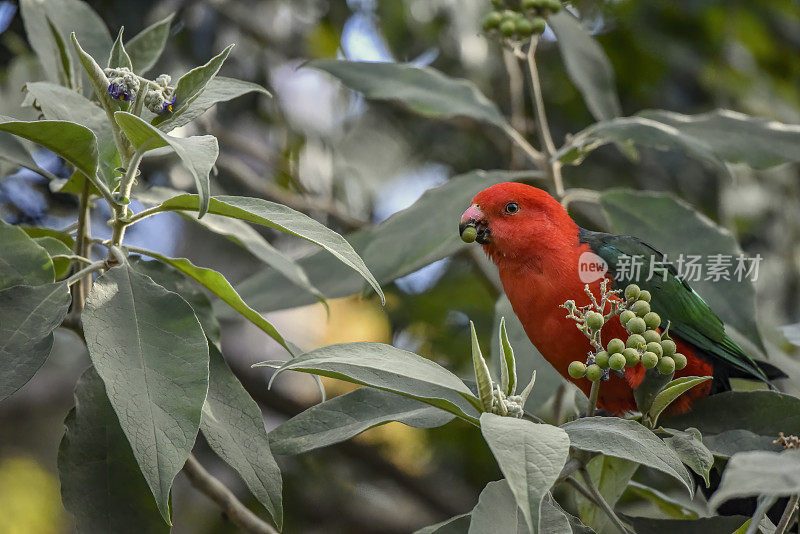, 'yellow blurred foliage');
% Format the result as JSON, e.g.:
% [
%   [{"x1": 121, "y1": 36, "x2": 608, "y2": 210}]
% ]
[
  {"x1": 0, "y1": 456, "x2": 65, "y2": 534},
  {"x1": 356, "y1": 422, "x2": 433, "y2": 477}
]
